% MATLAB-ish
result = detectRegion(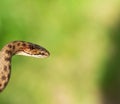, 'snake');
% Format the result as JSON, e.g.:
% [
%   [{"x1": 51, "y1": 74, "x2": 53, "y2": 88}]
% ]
[{"x1": 0, "y1": 40, "x2": 50, "y2": 92}]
